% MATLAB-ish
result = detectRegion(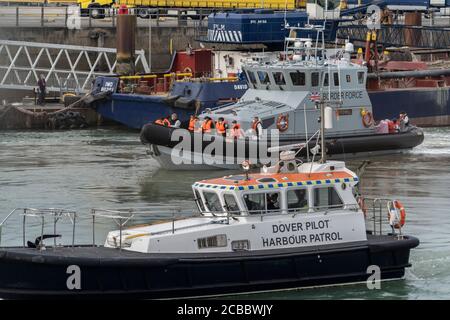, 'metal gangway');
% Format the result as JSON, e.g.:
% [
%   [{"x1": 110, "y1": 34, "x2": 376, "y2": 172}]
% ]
[
  {"x1": 337, "y1": 24, "x2": 450, "y2": 49},
  {"x1": 0, "y1": 39, "x2": 150, "y2": 93}
]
